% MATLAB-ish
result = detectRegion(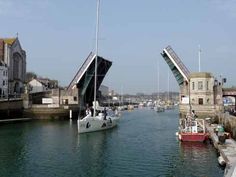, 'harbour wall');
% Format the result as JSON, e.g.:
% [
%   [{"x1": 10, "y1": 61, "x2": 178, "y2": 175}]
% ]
[
  {"x1": 179, "y1": 104, "x2": 221, "y2": 120},
  {"x1": 217, "y1": 113, "x2": 236, "y2": 140},
  {"x1": 0, "y1": 99, "x2": 24, "y2": 118},
  {"x1": 23, "y1": 105, "x2": 80, "y2": 119},
  {"x1": 0, "y1": 99, "x2": 80, "y2": 120}
]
